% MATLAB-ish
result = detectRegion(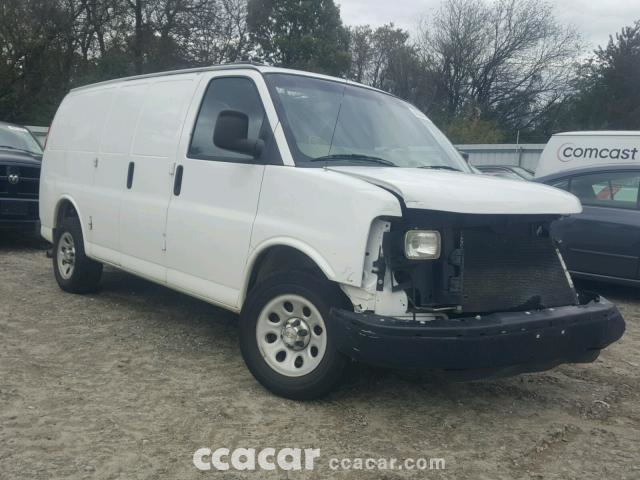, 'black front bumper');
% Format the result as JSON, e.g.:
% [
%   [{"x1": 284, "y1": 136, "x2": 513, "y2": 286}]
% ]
[{"x1": 331, "y1": 297, "x2": 625, "y2": 374}]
